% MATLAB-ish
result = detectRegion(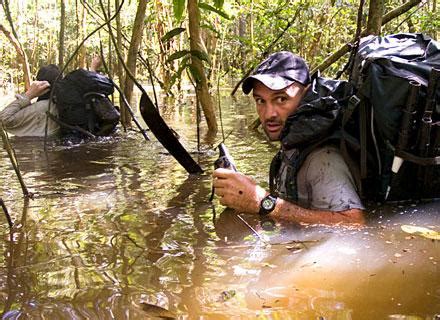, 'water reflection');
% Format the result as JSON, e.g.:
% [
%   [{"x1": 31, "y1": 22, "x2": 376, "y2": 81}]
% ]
[{"x1": 0, "y1": 92, "x2": 439, "y2": 319}]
